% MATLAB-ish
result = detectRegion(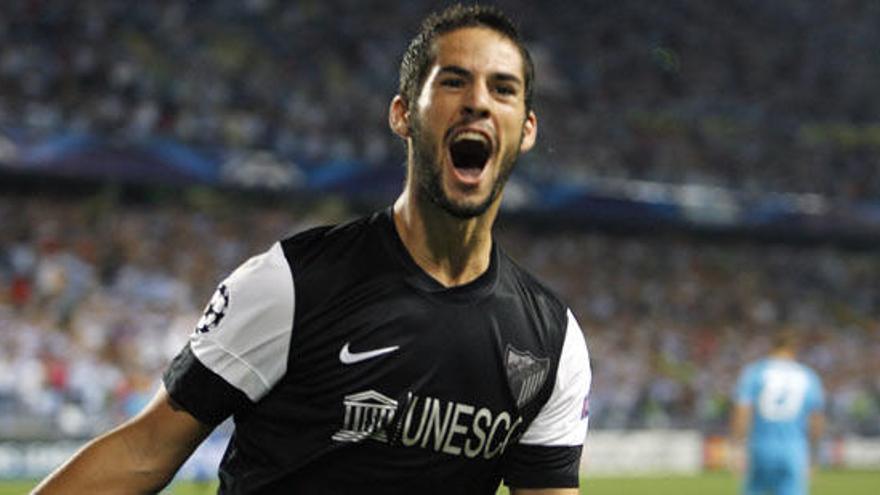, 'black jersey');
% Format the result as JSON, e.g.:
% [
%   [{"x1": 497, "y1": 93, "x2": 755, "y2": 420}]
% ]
[{"x1": 164, "y1": 209, "x2": 591, "y2": 494}]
